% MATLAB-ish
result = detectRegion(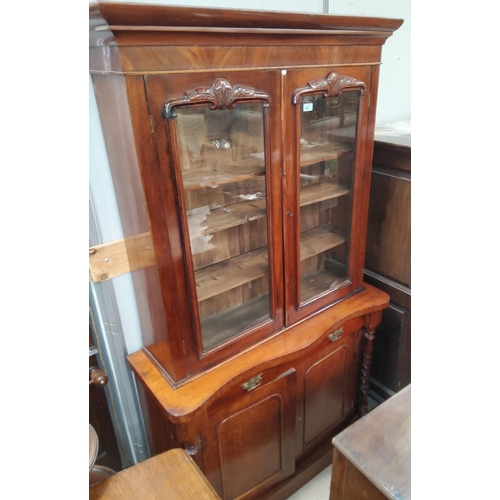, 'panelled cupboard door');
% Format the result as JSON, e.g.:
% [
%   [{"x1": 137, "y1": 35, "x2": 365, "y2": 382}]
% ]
[
  {"x1": 144, "y1": 71, "x2": 284, "y2": 373},
  {"x1": 203, "y1": 368, "x2": 296, "y2": 500},
  {"x1": 301, "y1": 326, "x2": 363, "y2": 456},
  {"x1": 282, "y1": 66, "x2": 373, "y2": 325}
]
